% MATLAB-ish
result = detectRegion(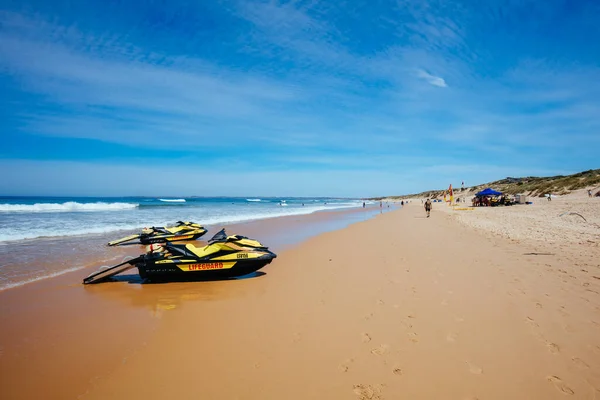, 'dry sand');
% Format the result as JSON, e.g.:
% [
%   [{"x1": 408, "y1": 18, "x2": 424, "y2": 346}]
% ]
[
  {"x1": 2, "y1": 200, "x2": 600, "y2": 399},
  {"x1": 442, "y1": 189, "x2": 600, "y2": 247}
]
